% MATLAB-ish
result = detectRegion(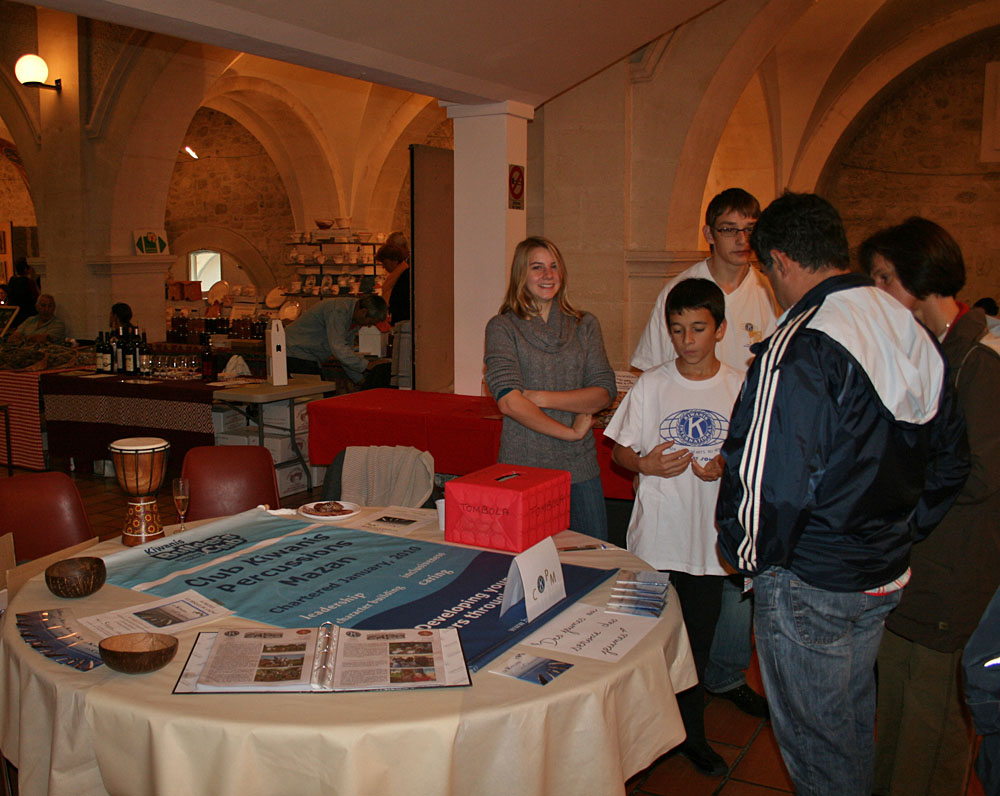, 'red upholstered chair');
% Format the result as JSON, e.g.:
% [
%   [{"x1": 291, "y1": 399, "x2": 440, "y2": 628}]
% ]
[
  {"x1": 181, "y1": 446, "x2": 281, "y2": 521},
  {"x1": 0, "y1": 471, "x2": 94, "y2": 561}
]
